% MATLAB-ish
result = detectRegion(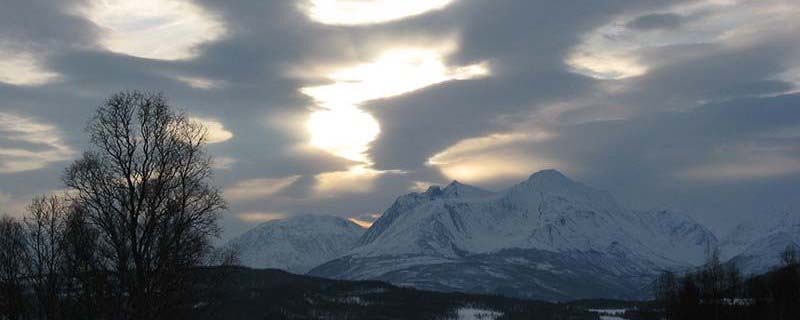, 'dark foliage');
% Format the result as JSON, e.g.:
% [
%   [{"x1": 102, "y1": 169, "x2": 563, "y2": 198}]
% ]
[
  {"x1": 191, "y1": 266, "x2": 597, "y2": 320},
  {"x1": 653, "y1": 246, "x2": 800, "y2": 320},
  {"x1": 0, "y1": 216, "x2": 28, "y2": 320}
]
